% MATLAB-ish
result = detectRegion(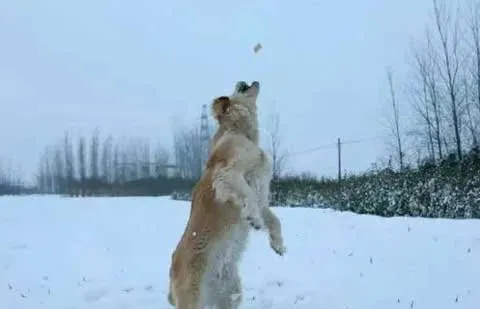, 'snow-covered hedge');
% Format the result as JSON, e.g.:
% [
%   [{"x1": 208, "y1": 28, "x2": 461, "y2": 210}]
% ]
[
  {"x1": 172, "y1": 150, "x2": 480, "y2": 219},
  {"x1": 336, "y1": 151, "x2": 480, "y2": 218},
  {"x1": 334, "y1": 168, "x2": 480, "y2": 219},
  {"x1": 171, "y1": 190, "x2": 192, "y2": 201}
]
